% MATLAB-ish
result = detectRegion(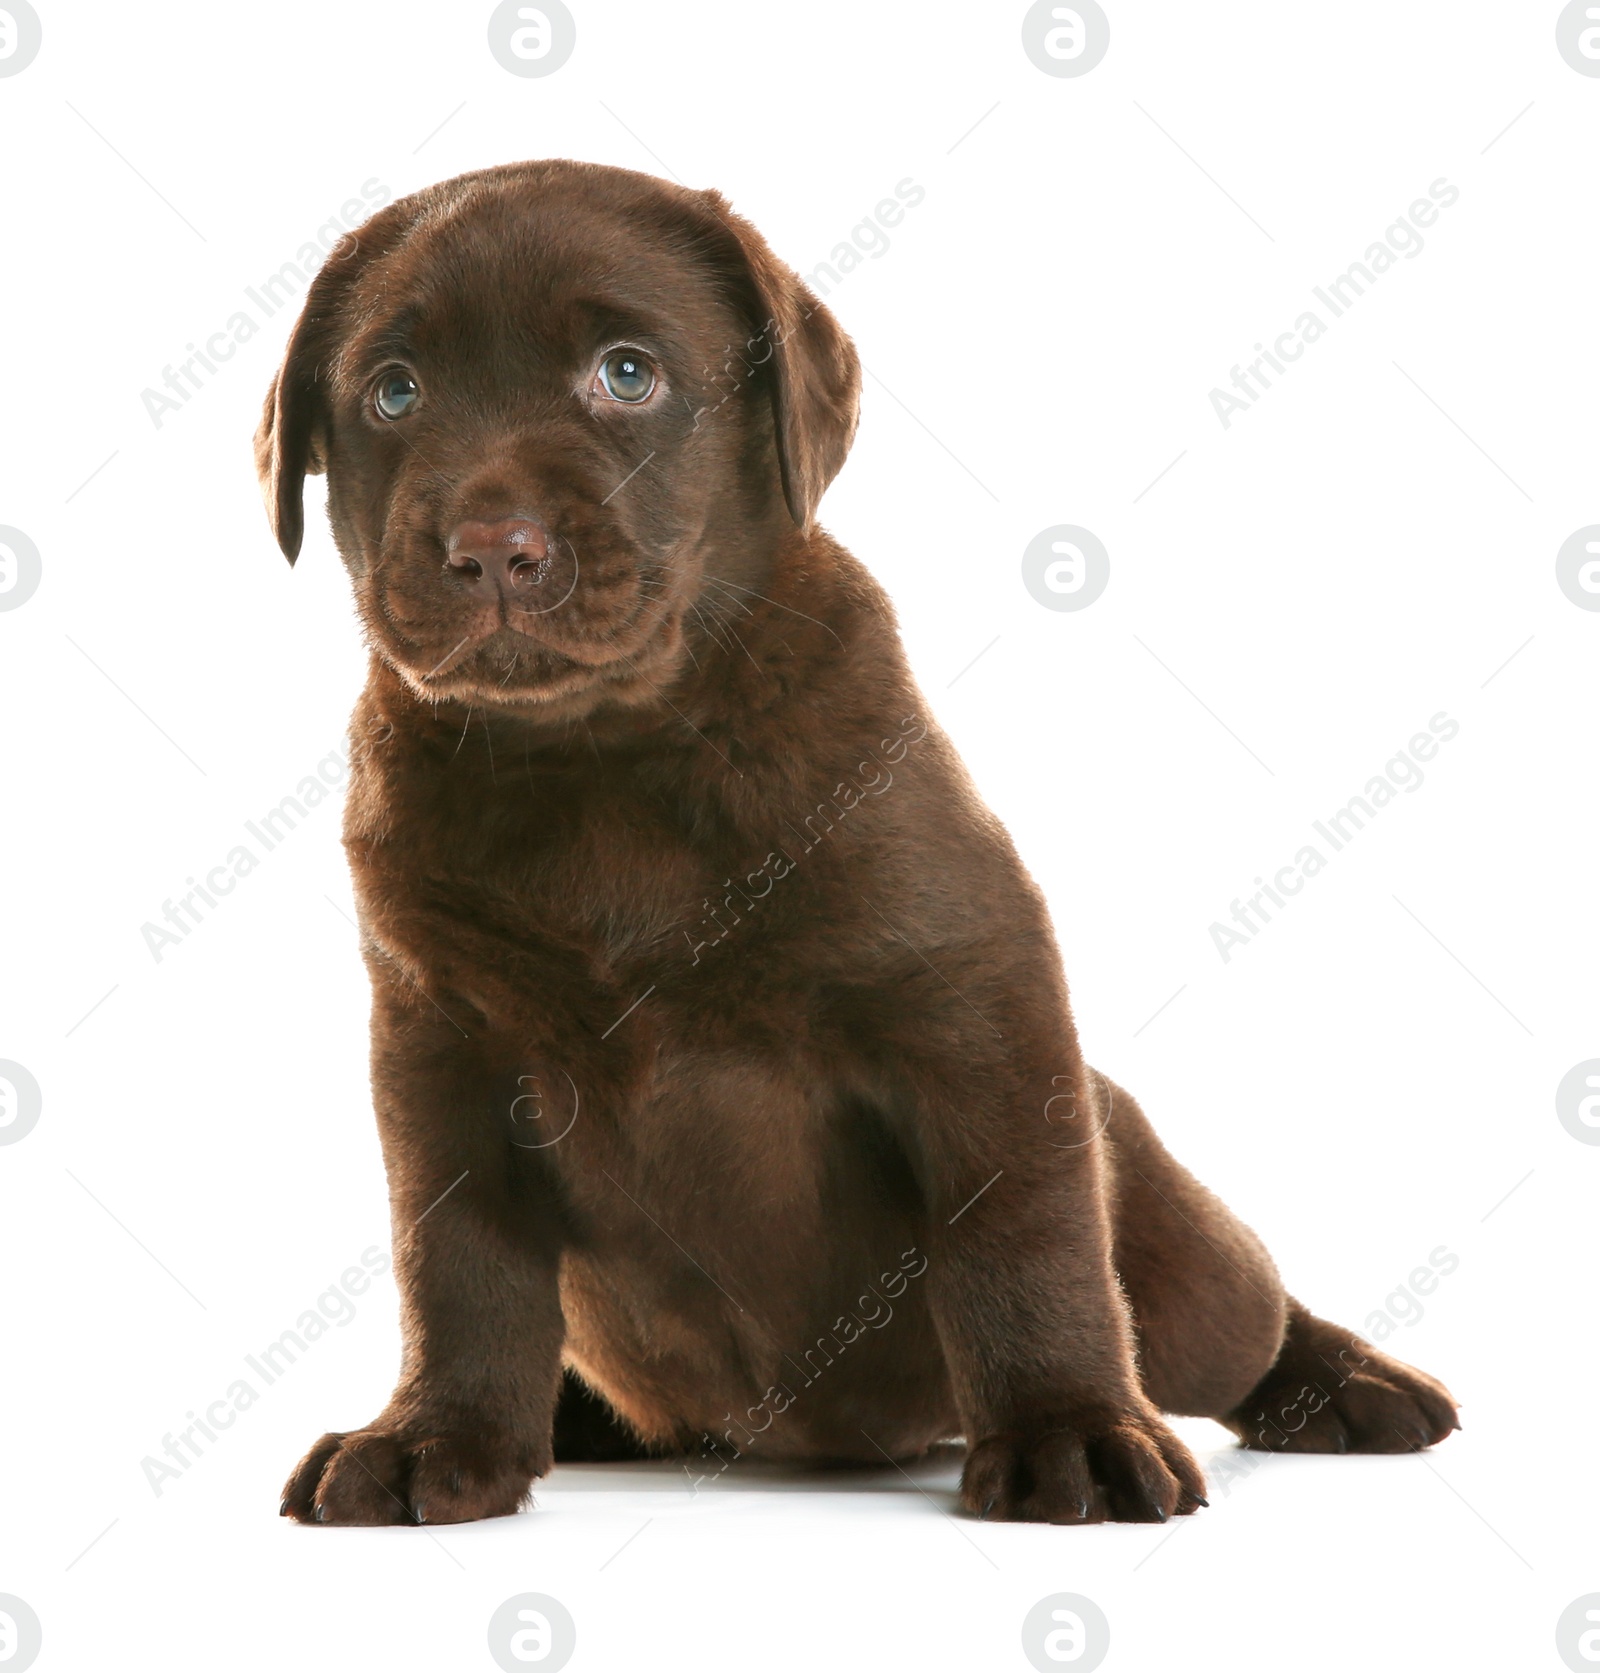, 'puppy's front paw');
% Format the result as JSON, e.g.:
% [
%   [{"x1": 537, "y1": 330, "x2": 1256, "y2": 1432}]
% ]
[
  {"x1": 280, "y1": 1424, "x2": 544, "y2": 1526},
  {"x1": 959, "y1": 1410, "x2": 1207, "y2": 1524}
]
